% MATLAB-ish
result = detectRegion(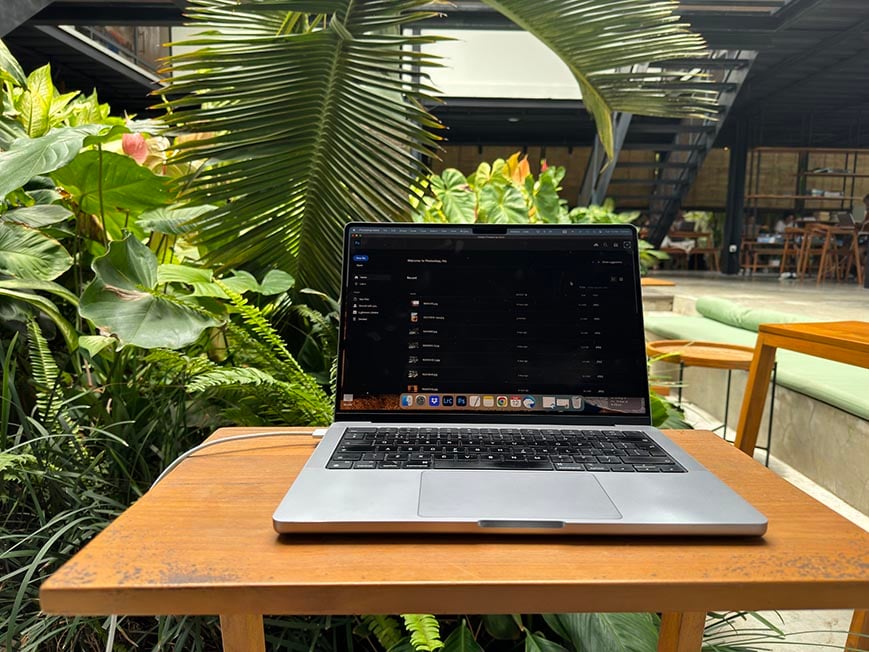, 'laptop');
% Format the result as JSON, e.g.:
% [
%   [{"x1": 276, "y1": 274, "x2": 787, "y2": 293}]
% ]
[
  {"x1": 273, "y1": 223, "x2": 767, "y2": 536},
  {"x1": 834, "y1": 212, "x2": 855, "y2": 227}
]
